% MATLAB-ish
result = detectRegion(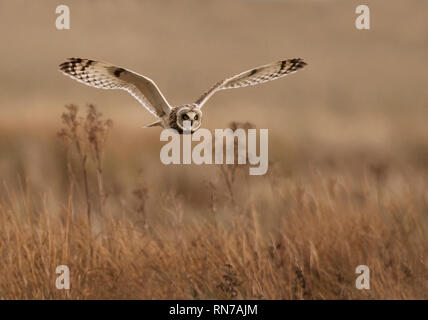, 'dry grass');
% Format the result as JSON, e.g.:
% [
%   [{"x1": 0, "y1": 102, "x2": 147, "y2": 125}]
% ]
[{"x1": 0, "y1": 105, "x2": 426, "y2": 300}]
